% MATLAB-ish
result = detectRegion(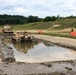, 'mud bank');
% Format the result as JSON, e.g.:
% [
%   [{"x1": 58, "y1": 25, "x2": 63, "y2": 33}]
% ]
[
  {"x1": 0, "y1": 39, "x2": 15, "y2": 62},
  {"x1": 0, "y1": 35, "x2": 76, "y2": 75},
  {"x1": 34, "y1": 35, "x2": 76, "y2": 50},
  {"x1": 0, "y1": 60, "x2": 76, "y2": 75}
]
